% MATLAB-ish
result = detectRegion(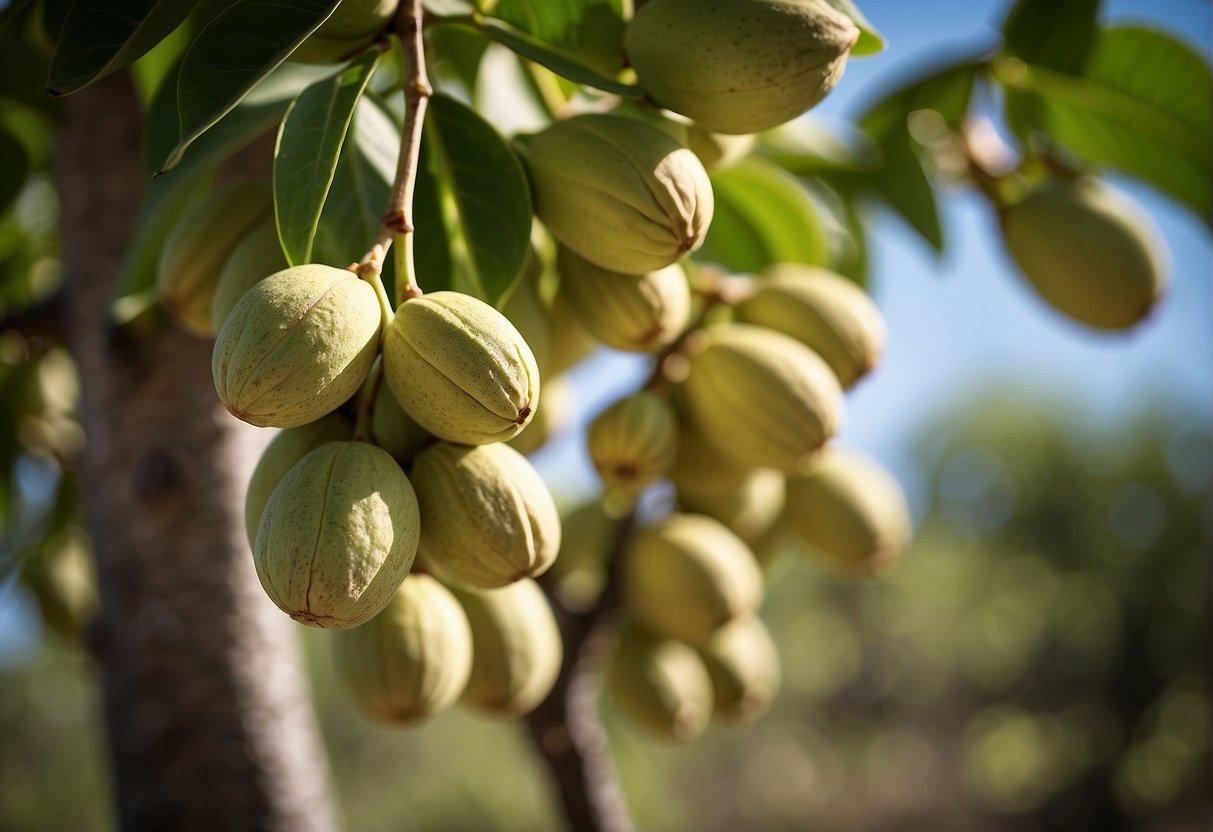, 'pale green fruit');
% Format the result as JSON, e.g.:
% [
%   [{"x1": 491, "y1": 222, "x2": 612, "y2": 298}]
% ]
[
  {"x1": 410, "y1": 442, "x2": 561, "y2": 589},
  {"x1": 290, "y1": 0, "x2": 399, "y2": 64},
  {"x1": 452, "y1": 579, "x2": 563, "y2": 718},
  {"x1": 158, "y1": 181, "x2": 272, "y2": 337},
  {"x1": 254, "y1": 441, "x2": 419, "y2": 628},
  {"x1": 587, "y1": 391, "x2": 679, "y2": 492},
  {"x1": 515, "y1": 114, "x2": 714, "y2": 274},
  {"x1": 557, "y1": 248, "x2": 691, "y2": 352},
  {"x1": 547, "y1": 501, "x2": 613, "y2": 612},
  {"x1": 210, "y1": 220, "x2": 288, "y2": 332},
  {"x1": 666, "y1": 421, "x2": 753, "y2": 494},
  {"x1": 678, "y1": 467, "x2": 785, "y2": 544},
  {"x1": 548, "y1": 291, "x2": 599, "y2": 374},
  {"x1": 698, "y1": 615, "x2": 781, "y2": 722},
  {"x1": 332, "y1": 573, "x2": 472, "y2": 724},
  {"x1": 784, "y1": 445, "x2": 911, "y2": 579},
  {"x1": 606, "y1": 620, "x2": 713, "y2": 742},
  {"x1": 243, "y1": 411, "x2": 353, "y2": 547},
  {"x1": 370, "y1": 385, "x2": 432, "y2": 466},
  {"x1": 737, "y1": 264, "x2": 886, "y2": 388},
  {"x1": 686, "y1": 127, "x2": 755, "y2": 170},
  {"x1": 213, "y1": 265, "x2": 381, "y2": 428},
  {"x1": 1001, "y1": 177, "x2": 1167, "y2": 330},
  {"x1": 509, "y1": 375, "x2": 574, "y2": 457},
  {"x1": 624, "y1": 513, "x2": 763, "y2": 645},
  {"x1": 502, "y1": 257, "x2": 553, "y2": 378},
  {"x1": 625, "y1": 0, "x2": 860, "y2": 135},
  {"x1": 383, "y1": 291, "x2": 540, "y2": 445},
  {"x1": 680, "y1": 323, "x2": 843, "y2": 471}
]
